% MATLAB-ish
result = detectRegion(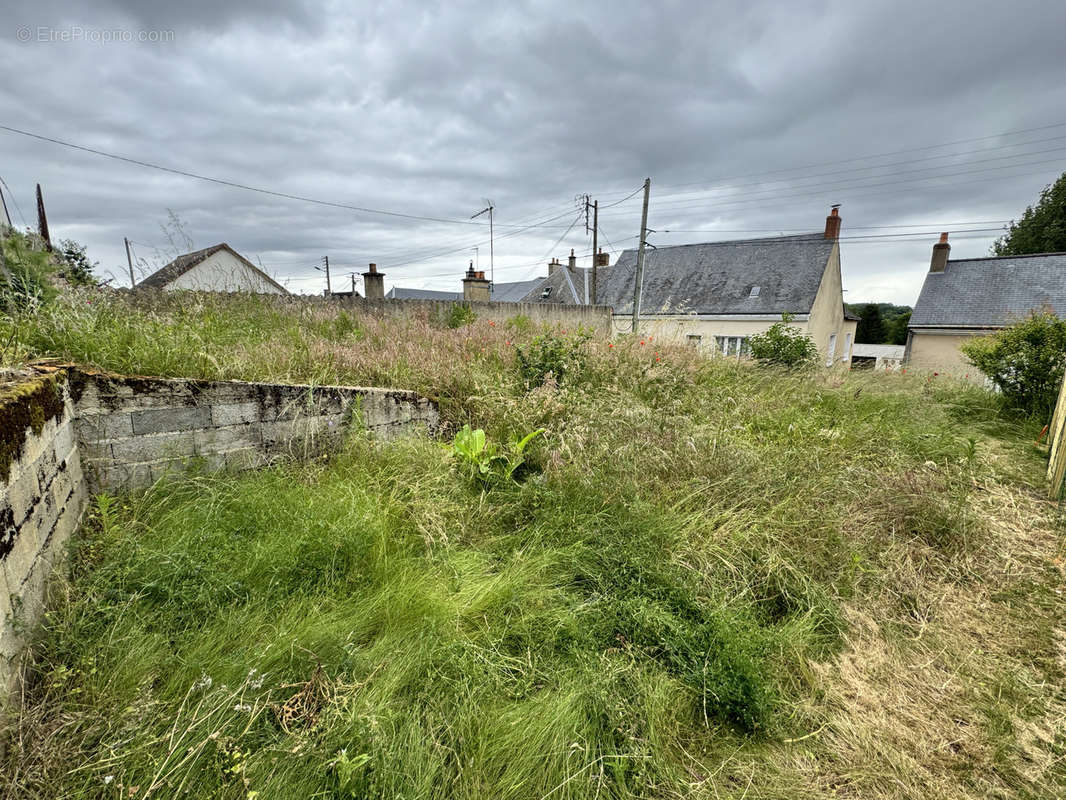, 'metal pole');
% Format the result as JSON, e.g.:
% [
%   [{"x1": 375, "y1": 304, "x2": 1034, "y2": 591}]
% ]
[
  {"x1": 630, "y1": 178, "x2": 651, "y2": 334},
  {"x1": 591, "y1": 200, "x2": 599, "y2": 305},
  {"x1": 324, "y1": 256, "x2": 332, "y2": 294},
  {"x1": 124, "y1": 237, "x2": 136, "y2": 287},
  {"x1": 489, "y1": 205, "x2": 494, "y2": 286}
]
